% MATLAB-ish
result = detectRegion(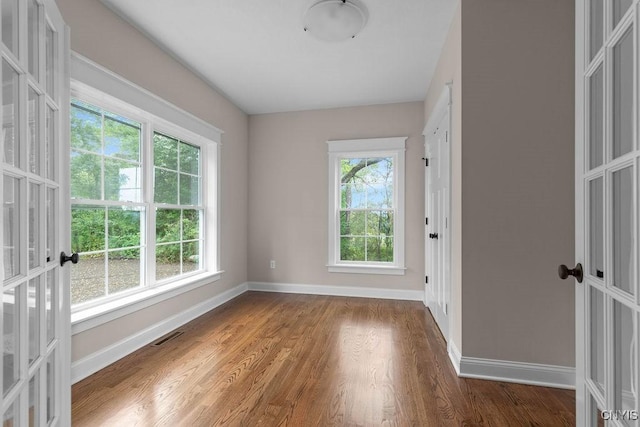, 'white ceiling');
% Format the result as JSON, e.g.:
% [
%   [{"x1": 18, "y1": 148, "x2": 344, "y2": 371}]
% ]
[{"x1": 100, "y1": 0, "x2": 458, "y2": 115}]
